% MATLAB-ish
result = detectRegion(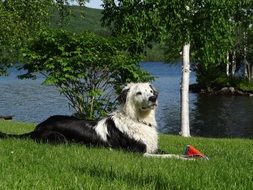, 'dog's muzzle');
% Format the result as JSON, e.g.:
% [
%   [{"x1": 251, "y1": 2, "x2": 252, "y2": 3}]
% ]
[{"x1": 148, "y1": 95, "x2": 157, "y2": 103}]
